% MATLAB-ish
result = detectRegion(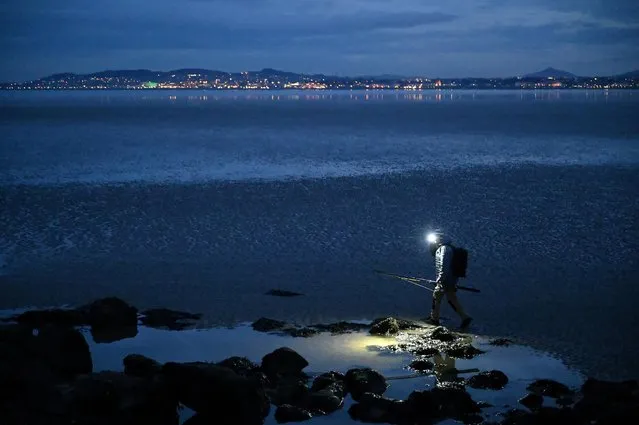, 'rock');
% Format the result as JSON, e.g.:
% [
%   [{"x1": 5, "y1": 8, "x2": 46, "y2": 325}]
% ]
[
  {"x1": 217, "y1": 356, "x2": 269, "y2": 387},
  {"x1": 183, "y1": 412, "x2": 268, "y2": 425},
  {"x1": 310, "y1": 322, "x2": 369, "y2": 334},
  {"x1": 519, "y1": 393, "x2": 543, "y2": 410},
  {"x1": 36, "y1": 326, "x2": 93, "y2": 380},
  {"x1": 252, "y1": 317, "x2": 287, "y2": 332},
  {"x1": 267, "y1": 375, "x2": 310, "y2": 406},
  {"x1": 477, "y1": 401, "x2": 493, "y2": 409},
  {"x1": 445, "y1": 343, "x2": 485, "y2": 359},
  {"x1": 500, "y1": 406, "x2": 580, "y2": 425},
  {"x1": 395, "y1": 318, "x2": 424, "y2": 330},
  {"x1": 140, "y1": 308, "x2": 201, "y2": 330},
  {"x1": 556, "y1": 395, "x2": 574, "y2": 407},
  {"x1": 307, "y1": 389, "x2": 343, "y2": 414},
  {"x1": 8, "y1": 308, "x2": 86, "y2": 327},
  {"x1": 123, "y1": 354, "x2": 162, "y2": 378},
  {"x1": 274, "y1": 404, "x2": 313, "y2": 423},
  {"x1": 413, "y1": 346, "x2": 439, "y2": 356},
  {"x1": 281, "y1": 326, "x2": 320, "y2": 338},
  {"x1": 262, "y1": 347, "x2": 309, "y2": 379},
  {"x1": 348, "y1": 392, "x2": 409, "y2": 424},
  {"x1": 183, "y1": 413, "x2": 257, "y2": 425},
  {"x1": 345, "y1": 368, "x2": 388, "y2": 401},
  {"x1": 409, "y1": 360, "x2": 434, "y2": 372},
  {"x1": 310, "y1": 372, "x2": 346, "y2": 398},
  {"x1": 81, "y1": 297, "x2": 138, "y2": 329},
  {"x1": 466, "y1": 370, "x2": 509, "y2": 390},
  {"x1": 265, "y1": 289, "x2": 304, "y2": 297},
  {"x1": 489, "y1": 338, "x2": 514, "y2": 346},
  {"x1": 217, "y1": 356, "x2": 259, "y2": 376},
  {"x1": 307, "y1": 372, "x2": 346, "y2": 414},
  {"x1": 90, "y1": 324, "x2": 138, "y2": 343},
  {"x1": 369, "y1": 317, "x2": 400, "y2": 336},
  {"x1": 1, "y1": 324, "x2": 93, "y2": 422},
  {"x1": 581, "y1": 377, "x2": 638, "y2": 402},
  {"x1": 573, "y1": 378, "x2": 639, "y2": 423},
  {"x1": 408, "y1": 387, "x2": 480, "y2": 422},
  {"x1": 163, "y1": 362, "x2": 269, "y2": 422},
  {"x1": 64, "y1": 371, "x2": 178, "y2": 425},
  {"x1": 0, "y1": 329, "x2": 66, "y2": 421},
  {"x1": 526, "y1": 379, "x2": 573, "y2": 398},
  {"x1": 431, "y1": 326, "x2": 457, "y2": 342}
]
